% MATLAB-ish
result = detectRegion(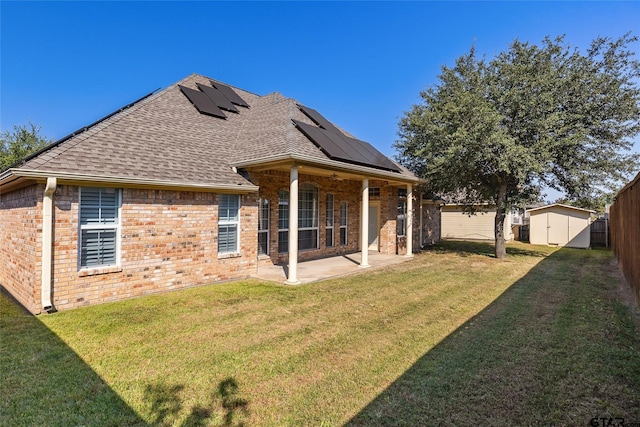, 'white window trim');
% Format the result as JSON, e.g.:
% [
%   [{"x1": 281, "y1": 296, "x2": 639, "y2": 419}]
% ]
[
  {"x1": 298, "y1": 184, "x2": 319, "y2": 251},
  {"x1": 326, "y1": 193, "x2": 334, "y2": 248},
  {"x1": 340, "y1": 201, "x2": 348, "y2": 246},
  {"x1": 258, "y1": 198, "x2": 270, "y2": 256},
  {"x1": 397, "y1": 199, "x2": 407, "y2": 237},
  {"x1": 278, "y1": 189, "x2": 289, "y2": 254},
  {"x1": 78, "y1": 187, "x2": 122, "y2": 270},
  {"x1": 218, "y1": 194, "x2": 241, "y2": 255}
]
